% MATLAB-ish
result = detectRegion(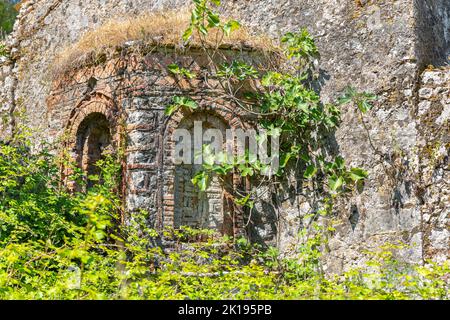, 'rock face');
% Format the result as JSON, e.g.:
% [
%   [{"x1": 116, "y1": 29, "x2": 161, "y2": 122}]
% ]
[
  {"x1": 0, "y1": 0, "x2": 448, "y2": 271},
  {"x1": 417, "y1": 68, "x2": 449, "y2": 264}
]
